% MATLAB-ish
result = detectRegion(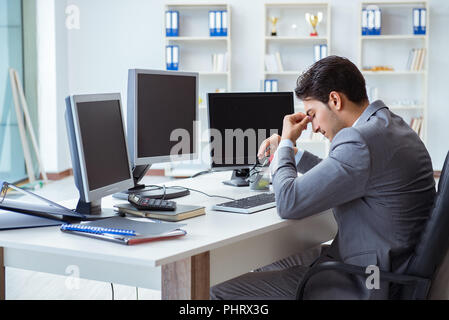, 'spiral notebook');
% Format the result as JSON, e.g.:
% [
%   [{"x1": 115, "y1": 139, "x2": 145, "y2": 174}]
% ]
[{"x1": 60, "y1": 216, "x2": 186, "y2": 245}]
